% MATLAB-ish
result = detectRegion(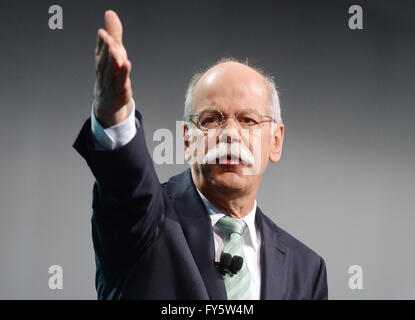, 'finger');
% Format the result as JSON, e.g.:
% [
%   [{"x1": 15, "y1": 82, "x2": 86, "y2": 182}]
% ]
[
  {"x1": 108, "y1": 45, "x2": 123, "y2": 70},
  {"x1": 95, "y1": 29, "x2": 105, "y2": 56},
  {"x1": 96, "y1": 42, "x2": 109, "y2": 86},
  {"x1": 101, "y1": 29, "x2": 116, "y2": 51},
  {"x1": 95, "y1": 29, "x2": 110, "y2": 66},
  {"x1": 102, "y1": 53, "x2": 117, "y2": 89},
  {"x1": 100, "y1": 31, "x2": 124, "y2": 68},
  {"x1": 100, "y1": 21, "x2": 127, "y2": 67},
  {"x1": 105, "y1": 10, "x2": 123, "y2": 45},
  {"x1": 96, "y1": 38, "x2": 108, "y2": 68},
  {"x1": 97, "y1": 30, "x2": 122, "y2": 69}
]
